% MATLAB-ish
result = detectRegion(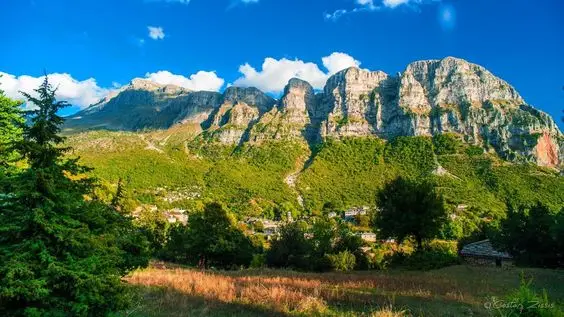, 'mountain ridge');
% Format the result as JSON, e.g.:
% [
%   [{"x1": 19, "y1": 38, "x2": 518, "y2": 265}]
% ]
[{"x1": 65, "y1": 57, "x2": 563, "y2": 168}]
